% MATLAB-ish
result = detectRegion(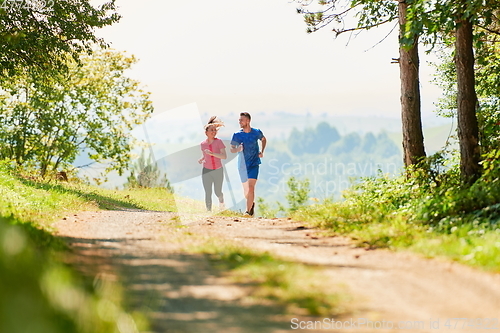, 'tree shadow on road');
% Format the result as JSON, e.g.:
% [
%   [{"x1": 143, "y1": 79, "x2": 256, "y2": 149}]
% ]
[{"x1": 61, "y1": 236, "x2": 298, "y2": 333}]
